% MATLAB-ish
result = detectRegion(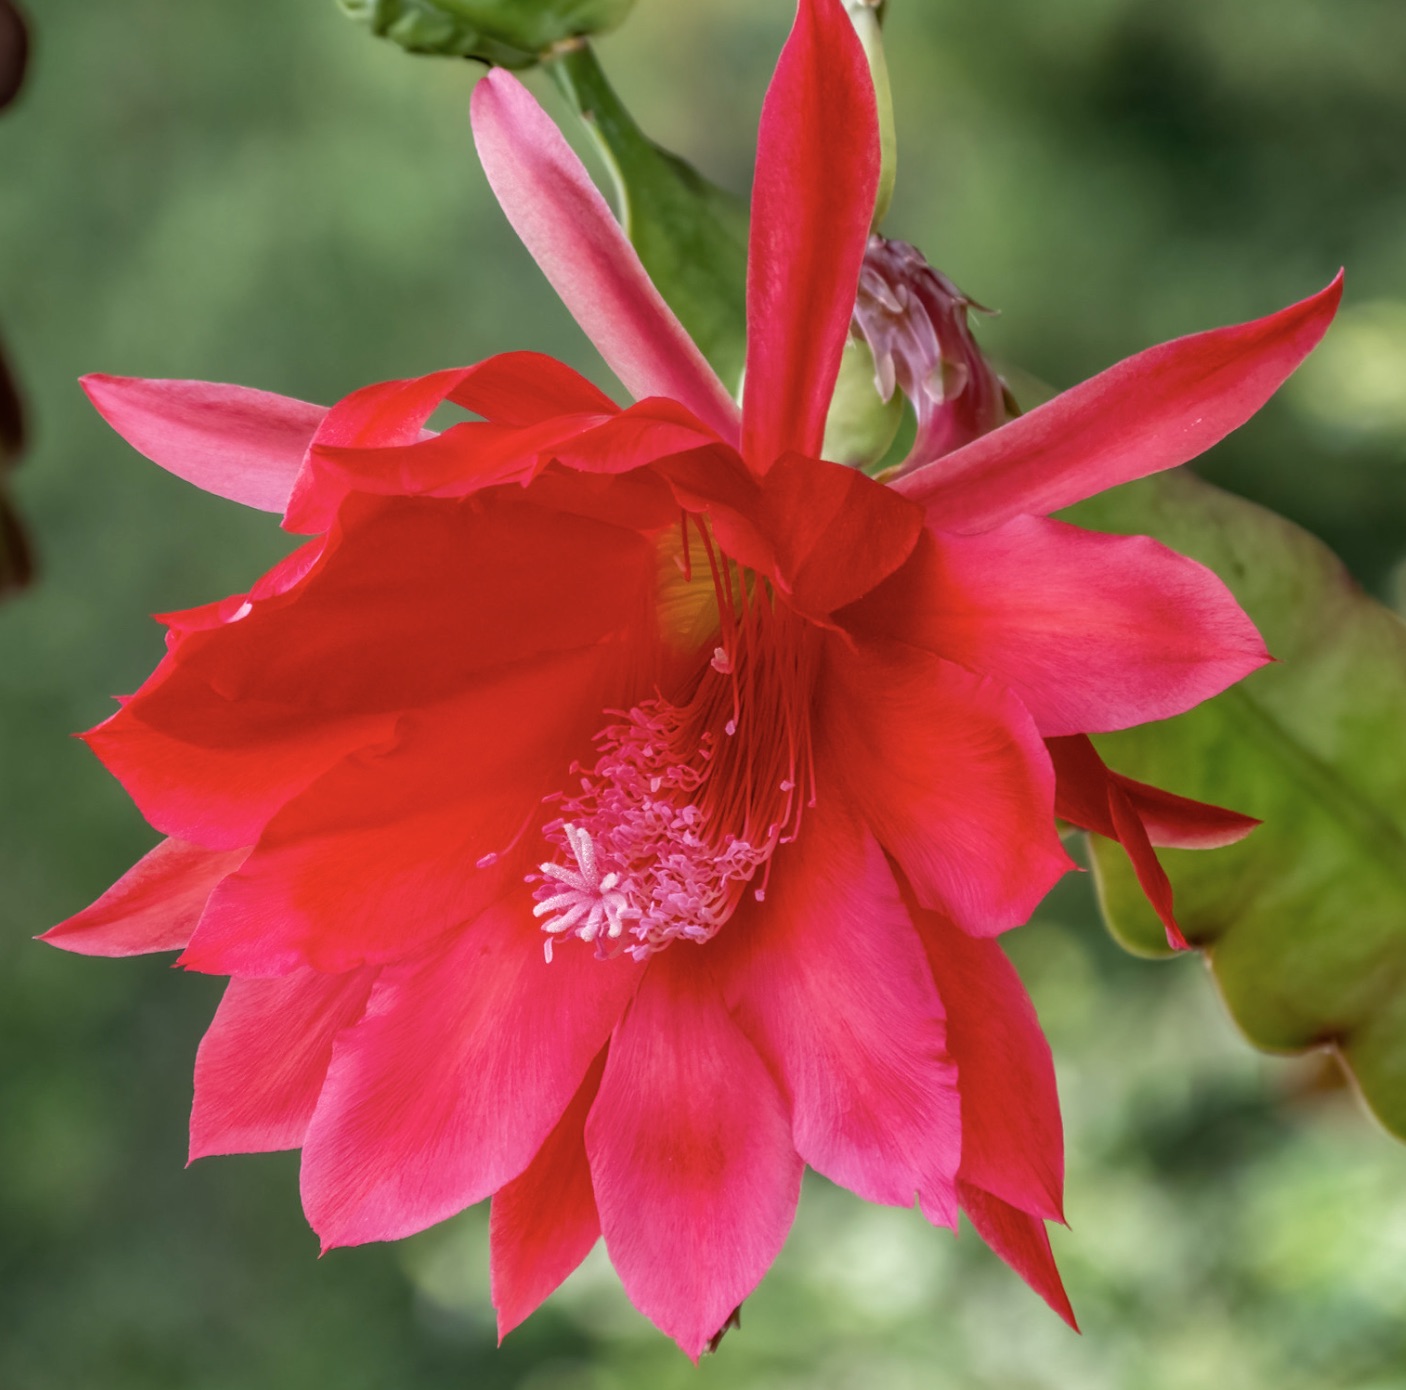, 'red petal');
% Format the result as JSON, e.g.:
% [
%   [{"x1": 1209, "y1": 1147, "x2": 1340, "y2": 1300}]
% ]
[
  {"x1": 1108, "y1": 782, "x2": 1189, "y2": 951},
  {"x1": 307, "y1": 414, "x2": 609, "y2": 502},
  {"x1": 820, "y1": 636, "x2": 1073, "y2": 934},
  {"x1": 1047, "y1": 735, "x2": 1220, "y2": 950},
  {"x1": 914, "y1": 906, "x2": 1063, "y2": 1223},
  {"x1": 586, "y1": 950, "x2": 802, "y2": 1361},
  {"x1": 847, "y1": 518, "x2": 1268, "y2": 736},
  {"x1": 40, "y1": 838, "x2": 248, "y2": 956},
  {"x1": 300, "y1": 898, "x2": 641, "y2": 1249},
  {"x1": 283, "y1": 367, "x2": 466, "y2": 533},
  {"x1": 81, "y1": 375, "x2": 325, "y2": 513},
  {"x1": 148, "y1": 493, "x2": 655, "y2": 719},
  {"x1": 1121, "y1": 776, "x2": 1259, "y2": 850},
  {"x1": 96, "y1": 495, "x2": 654, "y2": 850},
  {"x1": 1049, "y1": 733, "x2": 1257, "y2": 849},
  {"x1": 895, "y1": 274, "x2": 1344, "y2": 530},
  {"x1": 189, "y1": 966, "x2": 377, "y2": 1160},
  {"x1": 471, "y1": 72, "x2": 741, "y2": 445},
  {"x1": 181, "y1": 645, "x2": 620, "y2": 976},
  {"x1": 958, "y1": 1182, "x2": 1077, "y2": 1330},
  {"x1": 742, "y1": 0, "x2": 879, "y2": 470},
  {"x1": 490, "y1": 1051, "x2": 606, "y2": 1341},
  {"x1": 309, "y1": 398, "x2": 717, "y2": 503},
  {"x1": 282, "y1": 355, "x2": 612, "y2": 531},
  {"x1": 757, "y1": 452, "x2": 923, "y2": 615},
  {"x1": 447, "y1": 351, "x2": 620, "y2": 425},
  {"x1": 84, "y1": 699, "x2": 396, "y2": 851},
  {"x1": 716, "y1": 802, "x2": 961, "y2": 1216}
]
